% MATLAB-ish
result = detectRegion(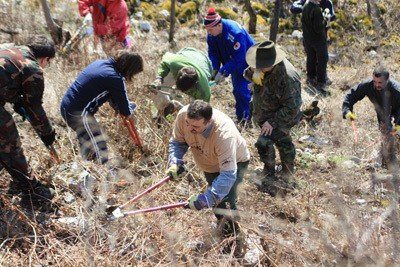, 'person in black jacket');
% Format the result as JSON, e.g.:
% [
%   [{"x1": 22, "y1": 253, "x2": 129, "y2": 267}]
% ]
[
  {"x1": 342, "y1": 66, "x2": 400, "y2": 169},
  {"x1": 301, "y1": 0, "x2": 331, "y2": 94}
]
